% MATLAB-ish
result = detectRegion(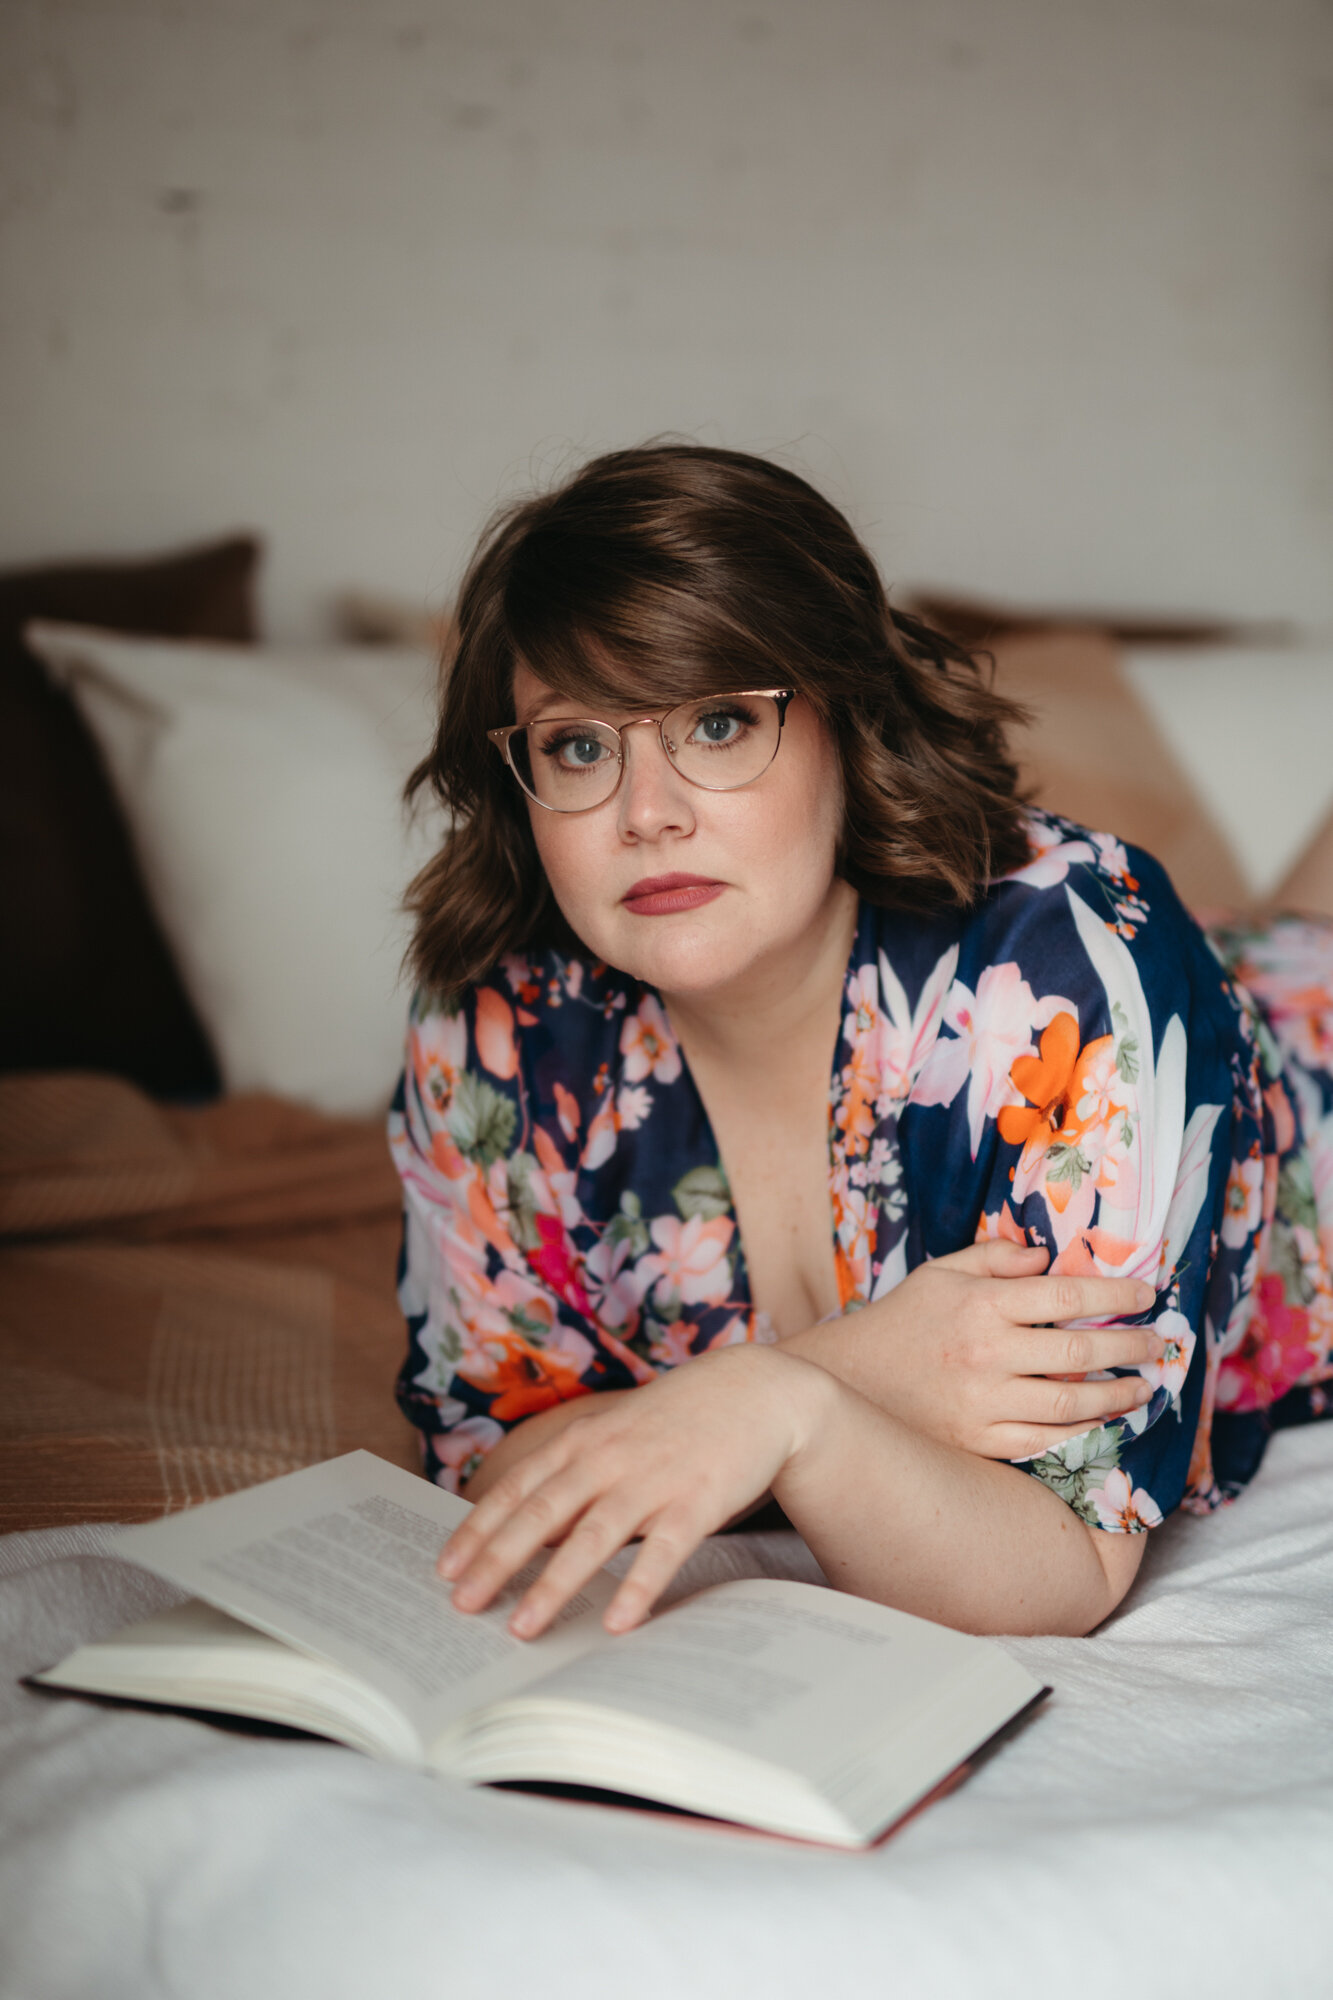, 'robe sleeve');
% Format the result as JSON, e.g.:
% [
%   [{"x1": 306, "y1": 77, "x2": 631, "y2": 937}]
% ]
[
  {"x1": 387, "y1": 983, "x2": 609, "y2": 1493},
  {"x1": 903, "y1": 836, "x2": 1261, "y2": 1529}
]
